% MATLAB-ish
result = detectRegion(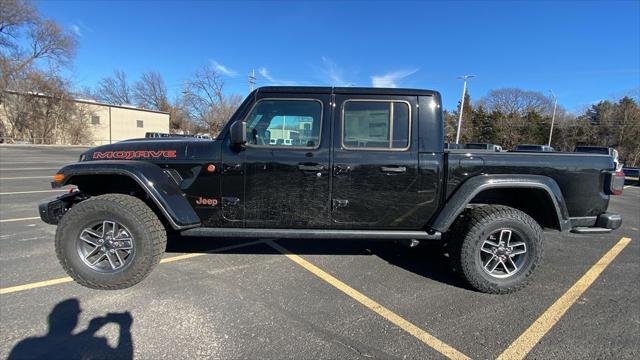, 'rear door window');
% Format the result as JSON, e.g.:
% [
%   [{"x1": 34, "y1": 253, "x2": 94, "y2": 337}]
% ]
[{"x1": 342, "y1": 100, "x2": 410, "y2": 150}]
